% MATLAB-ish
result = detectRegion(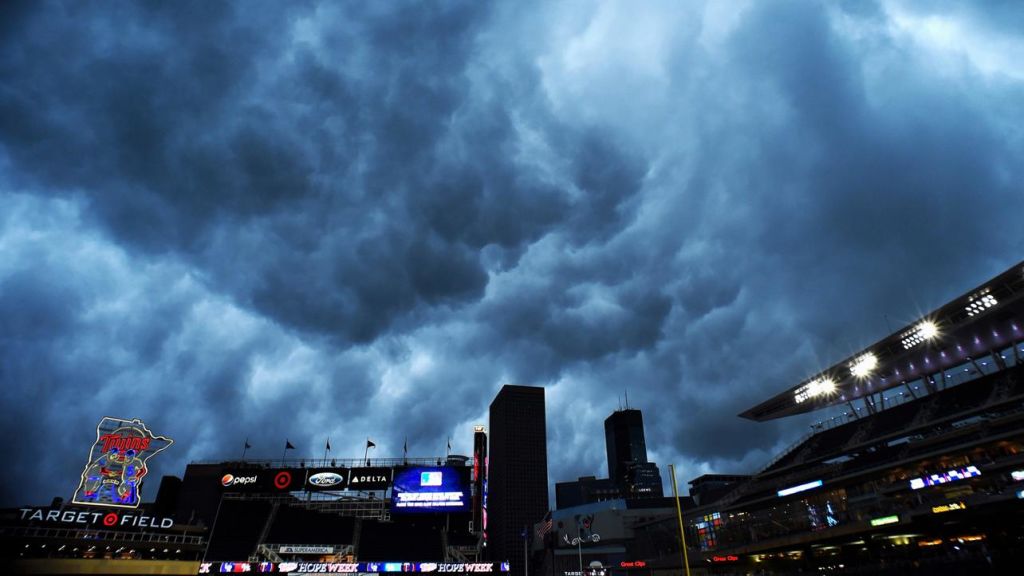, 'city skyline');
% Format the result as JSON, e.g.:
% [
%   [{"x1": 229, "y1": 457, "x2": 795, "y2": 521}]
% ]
[{"x1": 3, "y1": 0, "x2": 1024, "y2": 510}]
